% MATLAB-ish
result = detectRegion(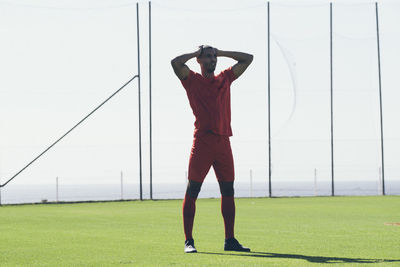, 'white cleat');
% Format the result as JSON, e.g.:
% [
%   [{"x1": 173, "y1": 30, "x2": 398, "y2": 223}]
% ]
[{"x1": 184, "y1": 239, "x2": 197, "y2": 253}]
